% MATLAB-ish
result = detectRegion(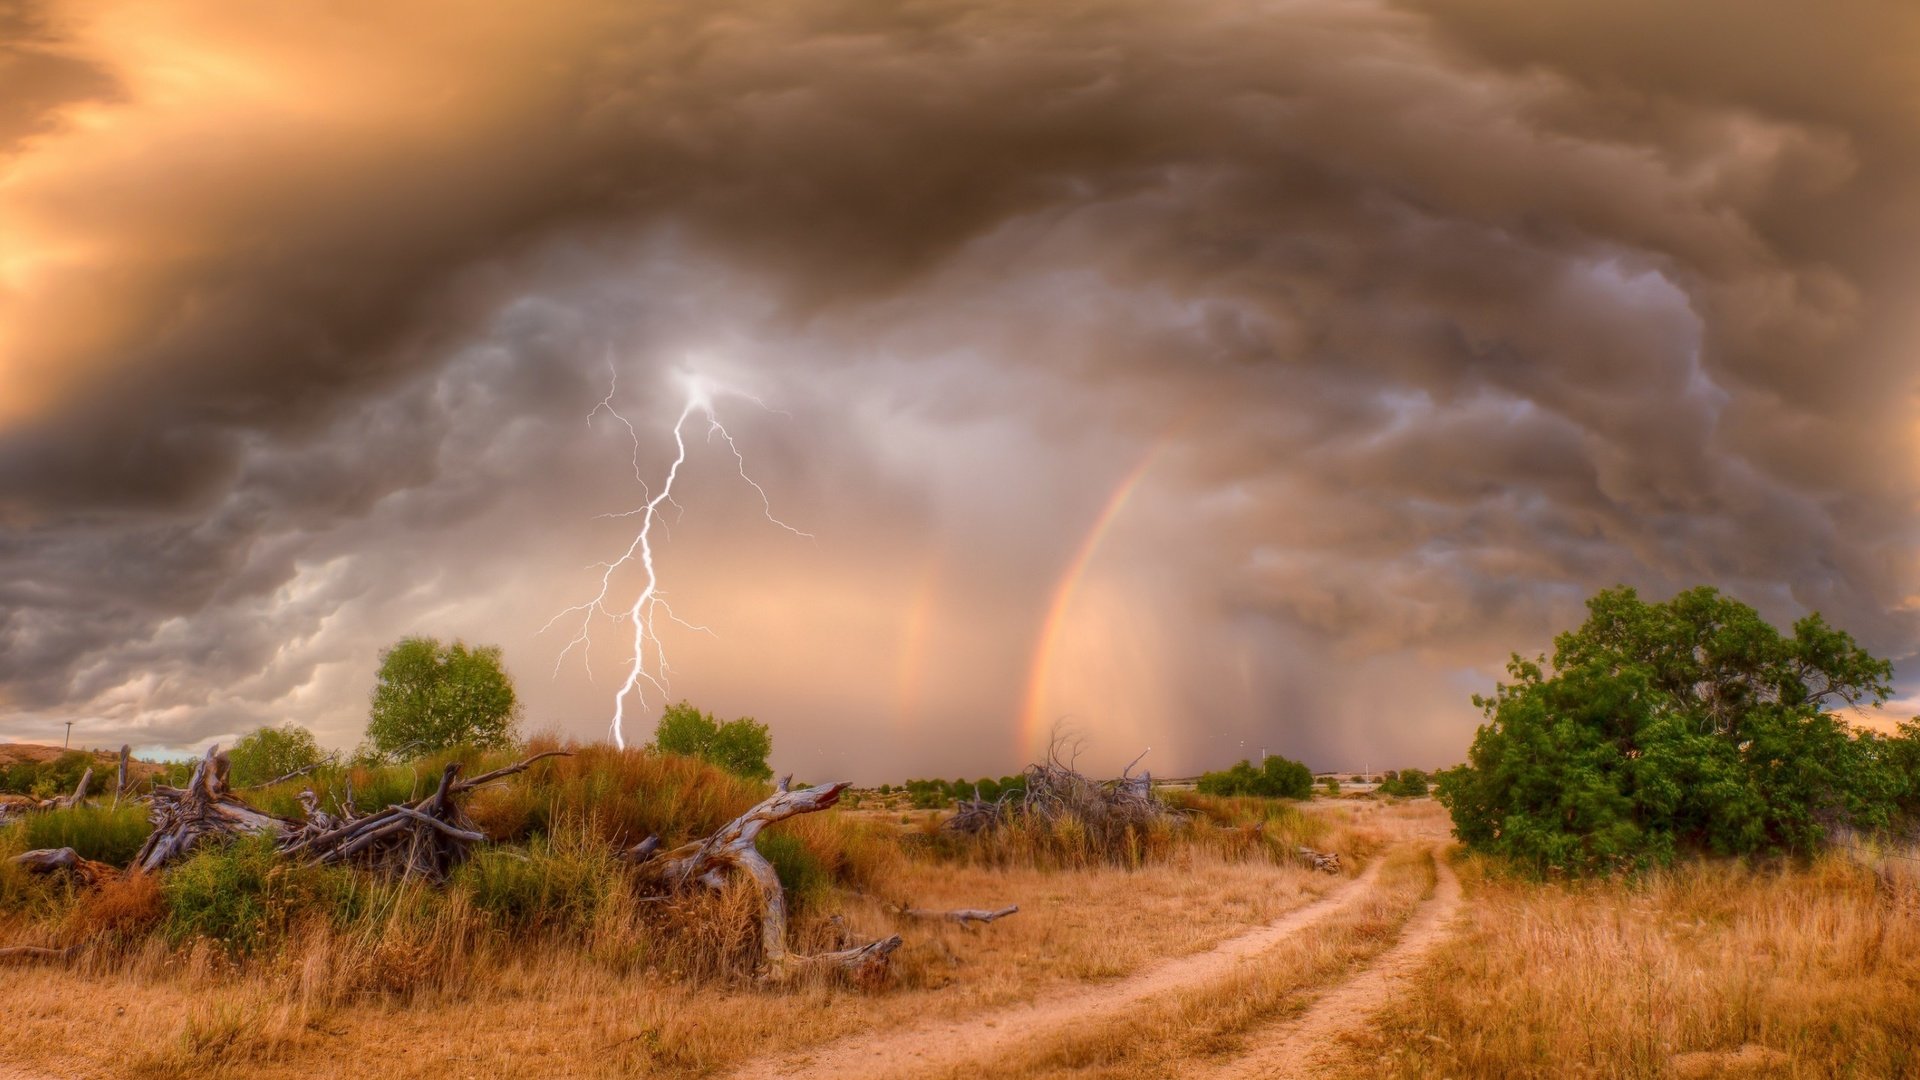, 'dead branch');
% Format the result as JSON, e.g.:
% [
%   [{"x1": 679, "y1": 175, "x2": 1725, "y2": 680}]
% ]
[
  {"x1": 635, "y1": 780, "x2": 903, "y2": 982},
  {"x1": 898, "y1": 904, "x2": 1020, "y2": 927},
  {"x1": 0, "y1": 944, "x2": 82, "y2": 964}
]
